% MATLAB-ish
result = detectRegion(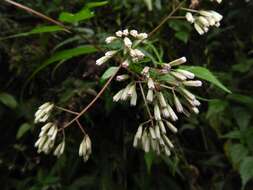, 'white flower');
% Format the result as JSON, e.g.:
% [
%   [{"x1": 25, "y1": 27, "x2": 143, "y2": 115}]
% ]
[
  {"x1": 157, "y1": 92, "x2": 167, "y2": 108},
  {"x1": 183, "y1": 80, "x2": 202, "y2": 87},
  {"x1": 169, "y1": 57, "x2": 187, "y2": 66},
  {"x1": 186, "y1": 12, "x2": 195, "y2": 23},
  {"x1": 96, "y1": 56, "x2": 109, "y2": 66},
  {"x1": 147, "y1": 78, "x2": 155, "y2": 90},
  {"x1": 154, "y1": 103, "x2": 161, "y2": 121},
  {"x1": 136, "y1": 33, "x2": 148, "y2": 40},
  {"x1": 123, "y1": 37, "x2": 132, "y2": 48},
  {"x1": 53, "y1": 141, "x2": 65, "y2": 158},
  {"x1": 141, "y1": 66, "x2": 150, "y2": 77},
  {"x1": 174, "y1": 94, "x2": 184, "y2": 113},
  {"x1": 105, "y1": 36, "x2": 117, "y2": 44},
  {"x1": 176, "y1": 69, "x2": 195, "y2": 79},
  {"x1": 115, "y1": 30, "x2": 123, "y2": 37},
  {"x1": 146, "y1": 89, "x2": 154, "y2": 102},
  {"x1": 122, "y1": 59, "x2": 130, "y2": 68},
  {"x1": 105, "y1": 50, "x2": 118, "y2": 57},
  {"x1": 130, "y1": 30, "x2": 138, "y2": 37},
  {"x1": 122, "y1": 29, "x2": 129, "y2": 36},
  {"x1": 116, "y1": 74, "x2": 129, "y2": 81},
  {"x1": 34, "y1": 102, "x2": 54, "y2": 123},
  {"x1": 79, "y1": 135, "x2": 92, "y2": 162},
  {"x1": 165, "y1": 121, "x2": 178, "y2": 133}
]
